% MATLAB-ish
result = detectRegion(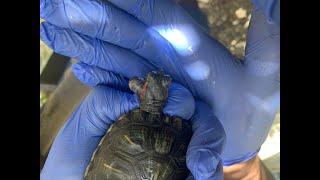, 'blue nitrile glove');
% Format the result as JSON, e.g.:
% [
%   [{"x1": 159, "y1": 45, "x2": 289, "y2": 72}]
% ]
[
  {"x1": 40, "y1": 0, "x2": 279, "y2": 166},
  {"x1": 251, "y1": 0, "x2": 280, "y2": 25},
  {"x1": 40, "y1": 66, "x2": 226, "y2": 180}
]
